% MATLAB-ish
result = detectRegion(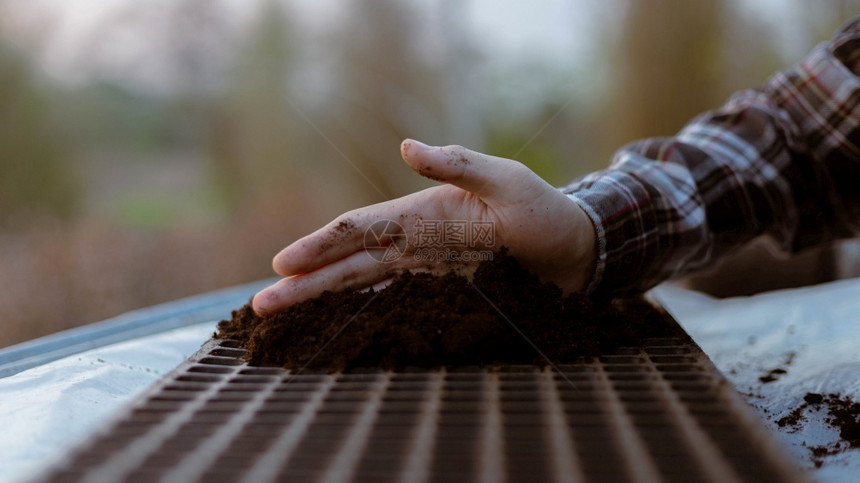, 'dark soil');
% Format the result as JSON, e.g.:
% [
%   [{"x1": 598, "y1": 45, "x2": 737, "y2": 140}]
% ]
[
  {"x1": 759, "y1": 368, "x2": 788, "y2": 384},
  {"x1": 824, "y1": 395, "x2": 860, "y2": 445},
  {"x1": 777, "y1": 392, "x2": 860, "y2": 467},
  {"x1": 757, "y1": 352, "x2": 796, "y2": 384},
  {"x1": 216, "y1": 249, "x2": 687, "y2": 371},
  {"x1": 776, "y1": 393, "x2": 818, "y2": 429},
  {"x1": 808, "y1": 444, "x2": 843, "y2": 468}
]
